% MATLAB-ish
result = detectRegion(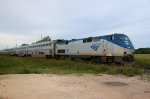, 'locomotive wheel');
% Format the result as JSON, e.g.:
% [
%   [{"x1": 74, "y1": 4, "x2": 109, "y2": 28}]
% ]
[{"x1": 91, "y1": 57, "x2": 101, "y2": 64}]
